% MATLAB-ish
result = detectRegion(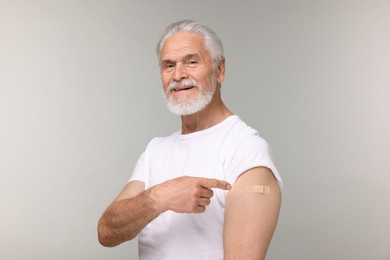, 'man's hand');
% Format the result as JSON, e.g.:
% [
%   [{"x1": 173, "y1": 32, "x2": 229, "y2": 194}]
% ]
[{"x1": 149, "y1": 176, "x2": 231, "y2": 214}]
